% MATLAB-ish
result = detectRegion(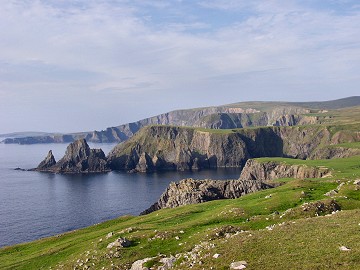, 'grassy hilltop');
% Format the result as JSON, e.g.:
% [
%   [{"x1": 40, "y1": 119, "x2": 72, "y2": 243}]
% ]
[{"x1": 2, "y1": 154, "x2": 360, "y2": 269}]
